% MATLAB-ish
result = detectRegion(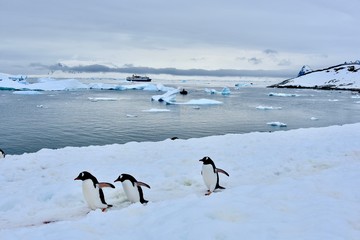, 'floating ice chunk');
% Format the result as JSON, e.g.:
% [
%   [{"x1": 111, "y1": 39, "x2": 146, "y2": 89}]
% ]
[
  {"x1": 165, "y1": 98, "x2": 222, "y2": 105},
  {"x1": 256, "y1": 106, "x2": 282, "y2": 110},
  {"x1": 310, "y1": 117, "x2": 319, "y2": 121},
  {"x1": 221, "y1": 87, "x2": 231, "y2": 95},
  {"x1": 205, "y1": 87, "x2": 231, "y2": 95},
  {"x1": 152, "y1": 89, "x2": 179, "y2": 102},
  {"x1": 88, "y1": 97, "x2": 117, "y2": 102},
  {"x1": 351, "y1": 95, "x2": 360, "y2": 99},
  {"x1": 205, "y1": 88, "x2": 217, "y2": 94},
  {"x1": 36, "y1": 105, "x2": 48, "y2": 108},
  {"x1": 13, "y1": 91, "x2": 43, "y2": 95},
  {"x1": 328, "y1": 99, "x2": 339, "y2": 102},
  {"x1": 126, "y1": 114, "x2": 138, "y2": 117},
  {"x1": 235, "y1": 83, "x2": 251, "y2": 89},
  {"x1": 142, "y1": 108, "x2": 171, "y2": 112},
  {"x1": 268, "y1": 92, "x2": 301, "y2": 97},
  {"x1": 267, "y1": 121, "x2": 287, "y2": 127}
]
